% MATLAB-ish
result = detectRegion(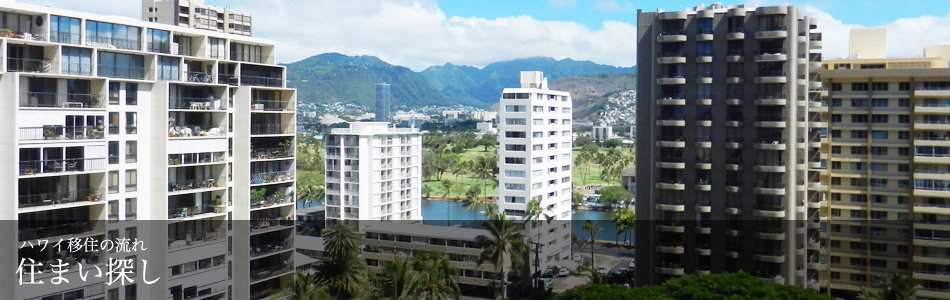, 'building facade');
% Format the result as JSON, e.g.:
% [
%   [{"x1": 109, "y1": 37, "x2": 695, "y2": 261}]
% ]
[
  {"x1": 496, "y1": 71, "x2": 573, "y2": 269},
  {"x1": 1, "y1": 1, "x2": 295, "y2": 299},
  {"x1": 142, "y1": 0, "x2": 252, "y2": 37},
  {"x1": 815, "y1": 29, "x2": 950, "y2": 299},
  {"x1": 375, "y1": 83, "x2": 391, "y2": 123},
  {"x1": 593, "y1": 124, "x2": 614, "y2": 143},
  {"x1": 323, "y1": 122, "x2": 422, "y2": 229},
  {"x1": 635, "y1": 4, "x2": 822, "y2": 288}
]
